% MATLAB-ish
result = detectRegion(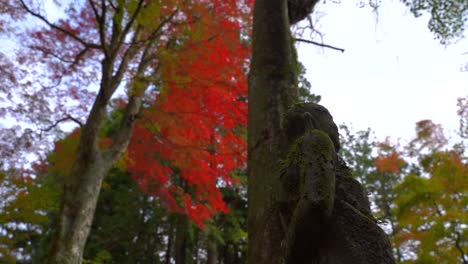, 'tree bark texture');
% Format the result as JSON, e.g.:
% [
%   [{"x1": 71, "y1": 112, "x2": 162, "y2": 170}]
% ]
[
  {"x1": 247, "y1": 0, "x2": 297, "y2": 263},
  {"x1": 248, "y1": 0, "x2": 396, "y2": 263},
  {"x1": 36, "y1": 1, "x2": 162, "y2": 261},
  {"x1": 45, "y1": 88, "x2": 141, "y2": 263},
  {"x1": 207, "y1": 238, "x2": 218, "y2": 264}
]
